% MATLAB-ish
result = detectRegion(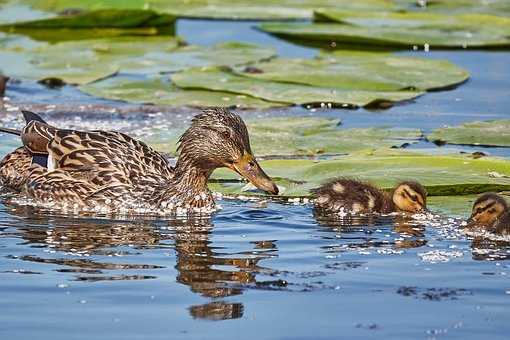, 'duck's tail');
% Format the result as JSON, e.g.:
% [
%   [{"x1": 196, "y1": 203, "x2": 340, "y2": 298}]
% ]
[
  {"x1": 0, "y1": 127, "x2": 21, "y2": 135},
  {"x1": 0, "y1": 110, "x2": 48, "y2": 136}
]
